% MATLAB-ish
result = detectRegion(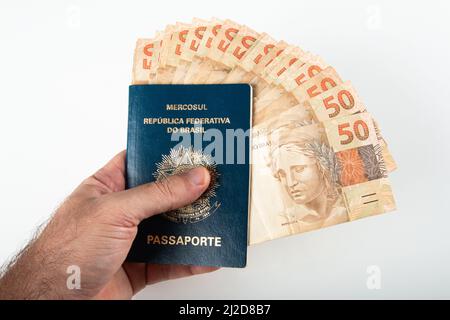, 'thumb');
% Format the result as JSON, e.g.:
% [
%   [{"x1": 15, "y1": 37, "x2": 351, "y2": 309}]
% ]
[{"x1": 103, "y1": 167, "x2": 211, "y2": 224}]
